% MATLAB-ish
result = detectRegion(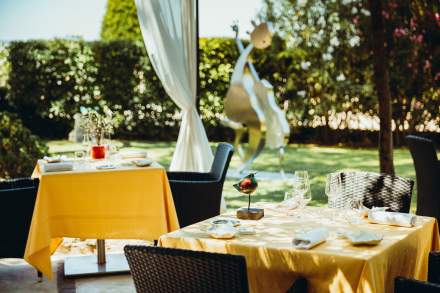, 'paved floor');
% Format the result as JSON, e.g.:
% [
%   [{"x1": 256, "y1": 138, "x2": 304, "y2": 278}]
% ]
[
  {"x1": 0, "y1": 257, "x2": 135, "y2": 293},
  {"x1": 0, "y1": 239, "x2": 148, "y2": 293}
]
